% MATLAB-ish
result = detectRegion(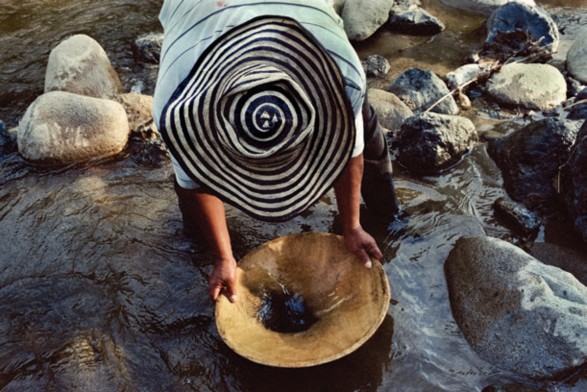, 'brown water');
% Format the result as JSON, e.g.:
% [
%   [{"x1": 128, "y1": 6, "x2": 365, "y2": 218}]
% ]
[{"x1": 1, "y1": 1, "x2": 586, "y2": 391}]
